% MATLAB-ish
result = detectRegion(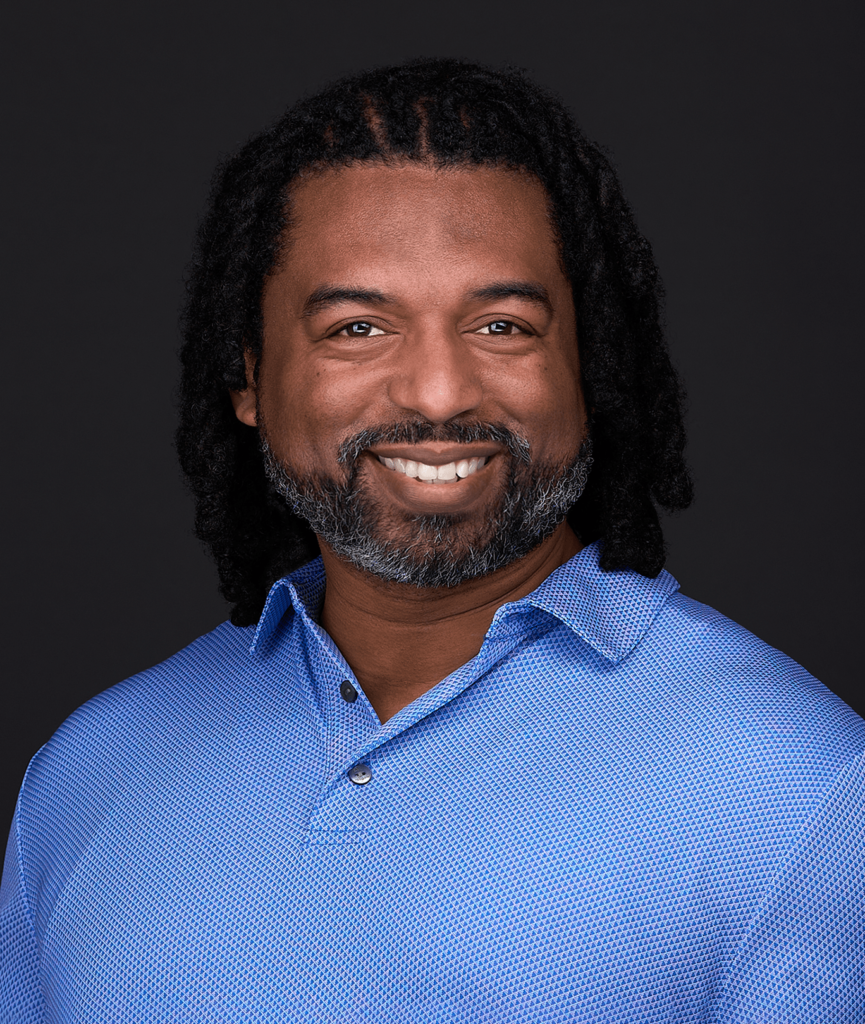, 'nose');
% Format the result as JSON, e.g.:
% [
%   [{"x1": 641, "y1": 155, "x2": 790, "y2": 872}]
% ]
[{"x1": 387, "y1": 329, "x2": 483, "y2": 424}]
